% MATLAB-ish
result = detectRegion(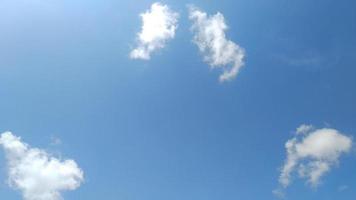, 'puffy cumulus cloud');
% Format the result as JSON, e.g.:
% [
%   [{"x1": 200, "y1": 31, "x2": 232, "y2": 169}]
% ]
[
  {"x1": 0, "y1": 132, "x2": 84, "y2": 200},
  {"x1": 278, "y1": 125, "x2": 352, "y2": 189},
  {"x1": 189, "y1": 6, "x2": 245, "y2": 82},
  {"x1": 130, "y1": 2, "x2": 179, "y2": 60}
]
